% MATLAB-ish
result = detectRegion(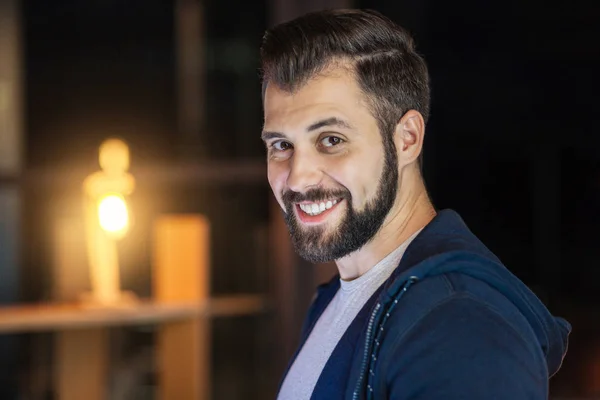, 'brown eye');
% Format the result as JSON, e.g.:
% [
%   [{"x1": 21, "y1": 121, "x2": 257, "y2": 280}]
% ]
[
  {"x1": 273, "y1": 140, "x2": 293, "y2": 151},
  {"x1": 321, "y1": 136, "x2": 343, "y2": 147}
]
